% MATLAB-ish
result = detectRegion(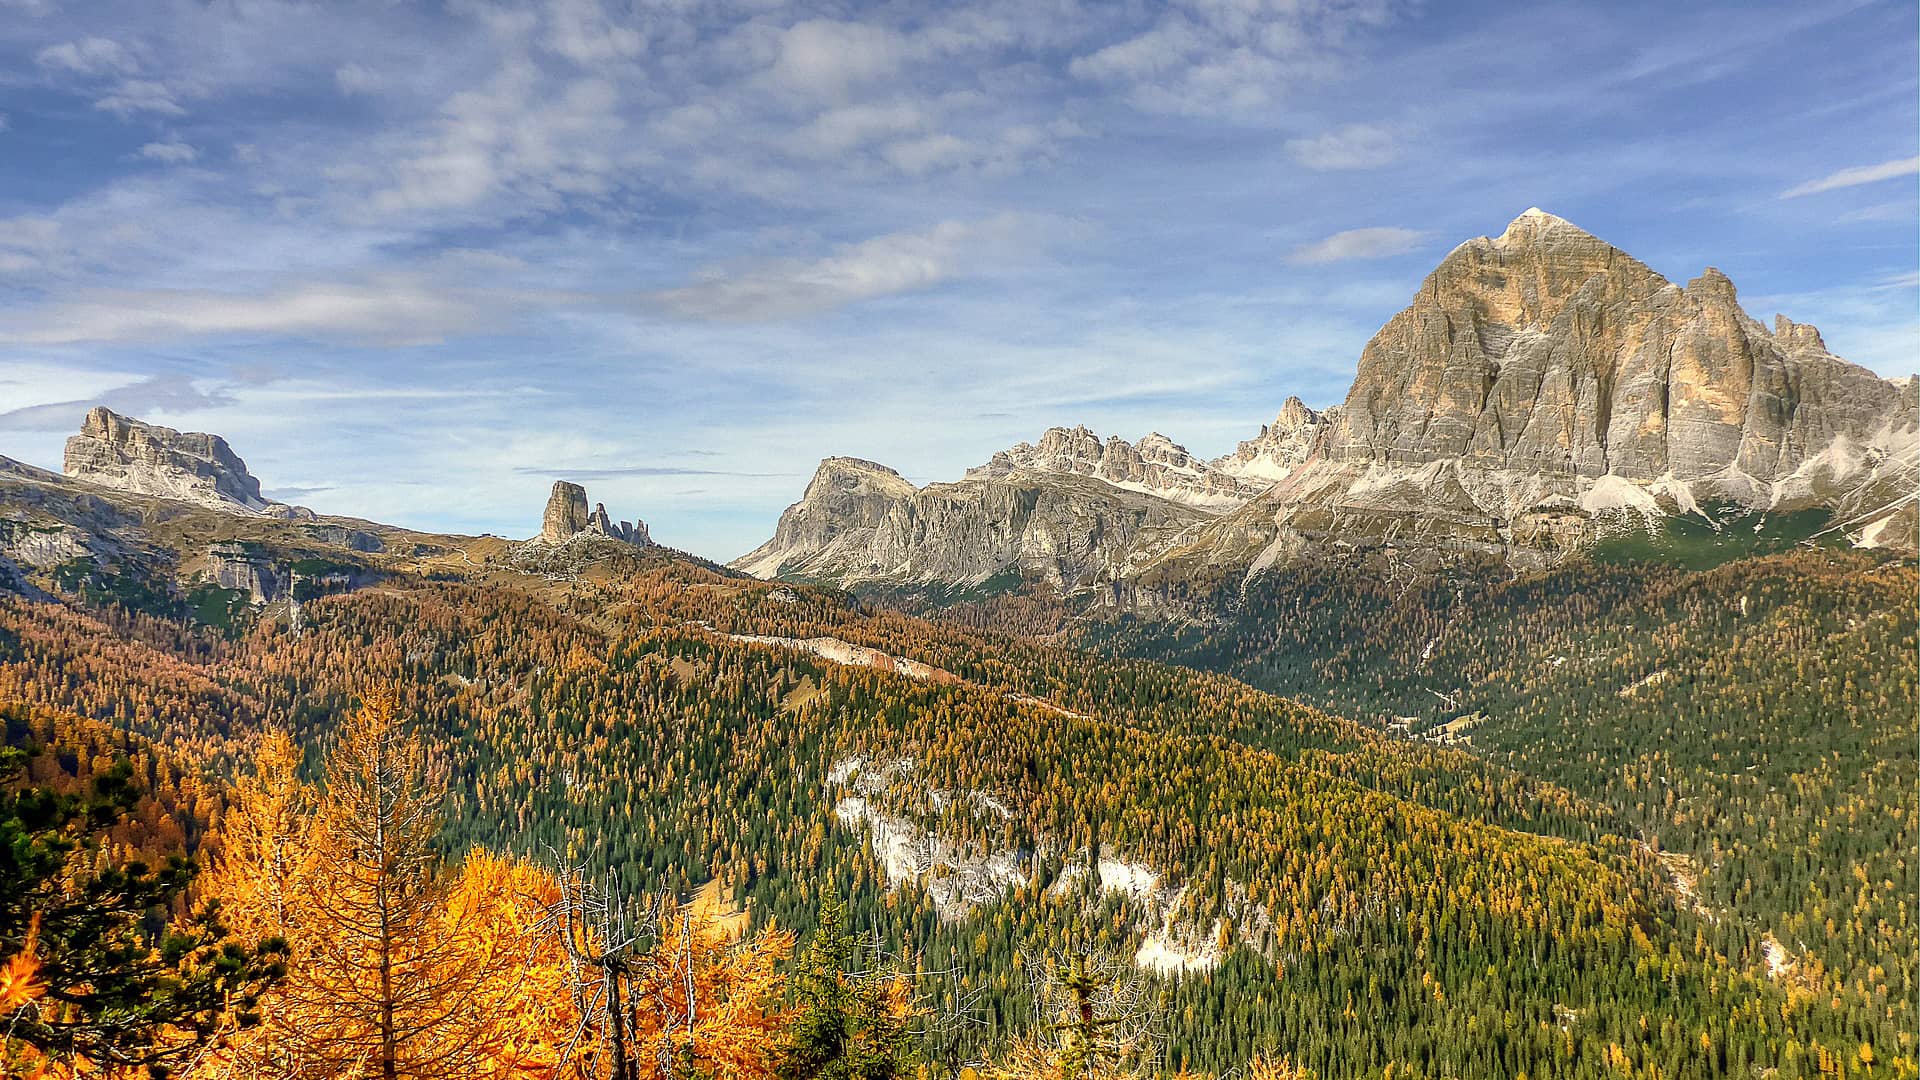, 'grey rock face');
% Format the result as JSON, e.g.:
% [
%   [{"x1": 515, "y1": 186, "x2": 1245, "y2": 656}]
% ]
[
  {"x1": 206, "y1": 542, "x2": 283, "y2": 603},
  {"x1": 0, "y1": 519, "x2": 94, "y2": 570},
  {"x1": 736, "y1": 209, "x2": 1917, "y2": 590},
  {"x1": 536, "y1": 481, "x2": 650, "y2": 545},
  {"x1": 540, "y1": 482, "x2": 591, "y2": 542},
  {"x1": 1212, "y1": 397, "x2": 1340, "y2": 483},
  {"x1": 302, "y1": 524, "x2": 385, "y2": 552},
  {"x1": 967, "y1": 427, "x2": 1265, "y2": 508},
  {"x1": 733, "y1": 456, "x2": 1206, "y2": 589},
  {"x1": 62, "y1": 407, "x2": 303, "y2": 516}
]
